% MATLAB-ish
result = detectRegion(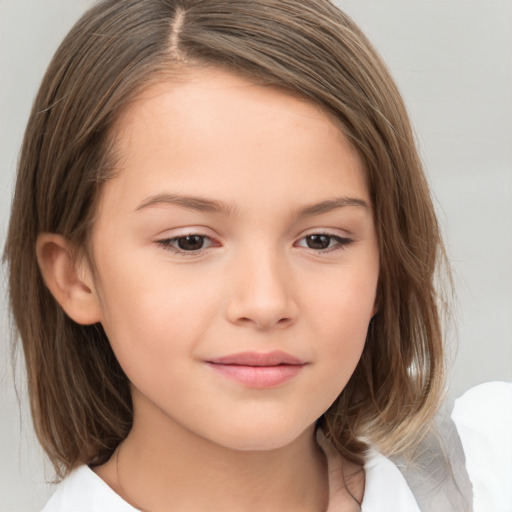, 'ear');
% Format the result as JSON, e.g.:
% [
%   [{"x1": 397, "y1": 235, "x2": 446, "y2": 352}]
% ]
[{"x1": 36, "y1": 233, "x2": 102, "y2": 325}]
